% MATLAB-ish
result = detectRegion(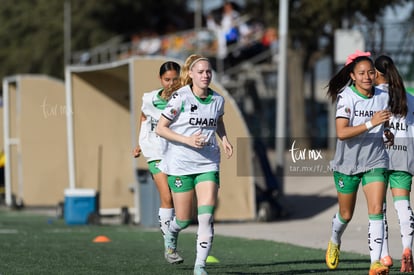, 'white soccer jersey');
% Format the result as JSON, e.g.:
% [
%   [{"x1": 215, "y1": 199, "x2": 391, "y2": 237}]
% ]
[
  {"x1": 376, "y1": 84, "x2": 414, "y2": 174},
  {"x1": 330, "y1": 85, "x2": 389, "y2": 175},
  {"x1": 158, "y1": 85, "x2": 225, "y2": 175},
  {"x1": 138, "y1": 89, "x2": 168, "y2": 162},
  {"x1": 408, "y1": 91, "x2": 414, "y2": 175}
]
